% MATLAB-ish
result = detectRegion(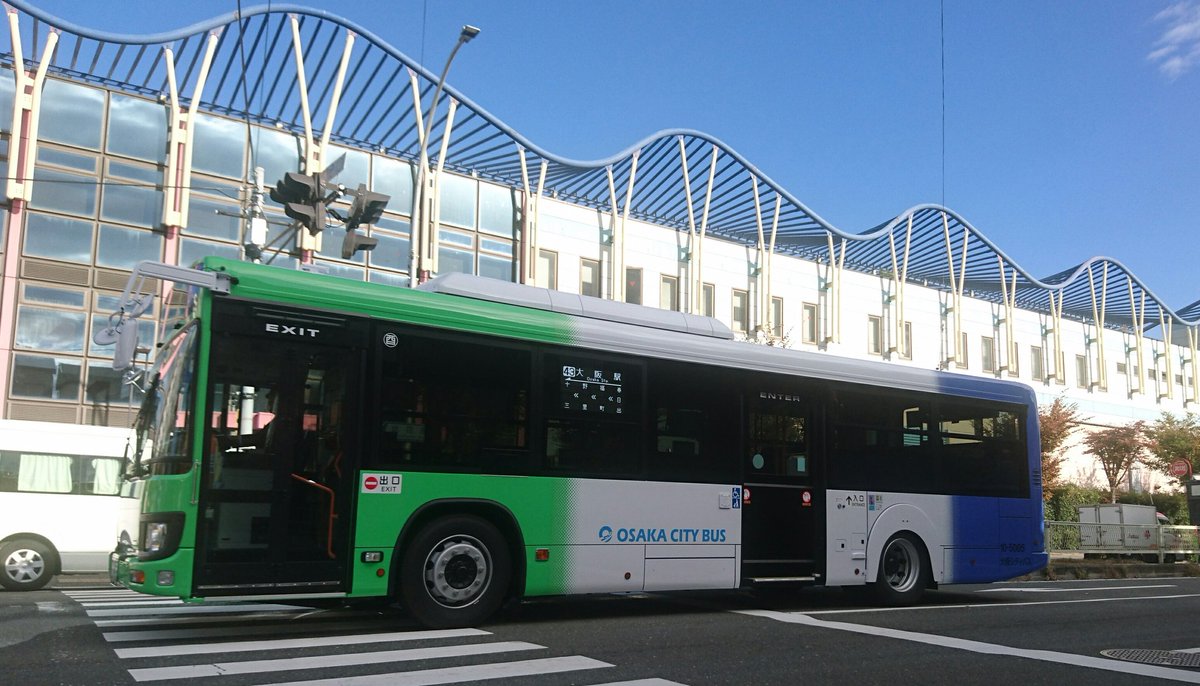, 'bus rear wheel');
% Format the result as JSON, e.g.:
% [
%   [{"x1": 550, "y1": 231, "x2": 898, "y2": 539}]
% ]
[
  {"x1": 872, "y1": 533, "x2": 929, "y2": 606},
  {"x1": 1, "y1": 539, "x2": 55, "y2": 591},
  {"x1": 400, "y1": 515, "x2": 511, "y2": 628}
]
